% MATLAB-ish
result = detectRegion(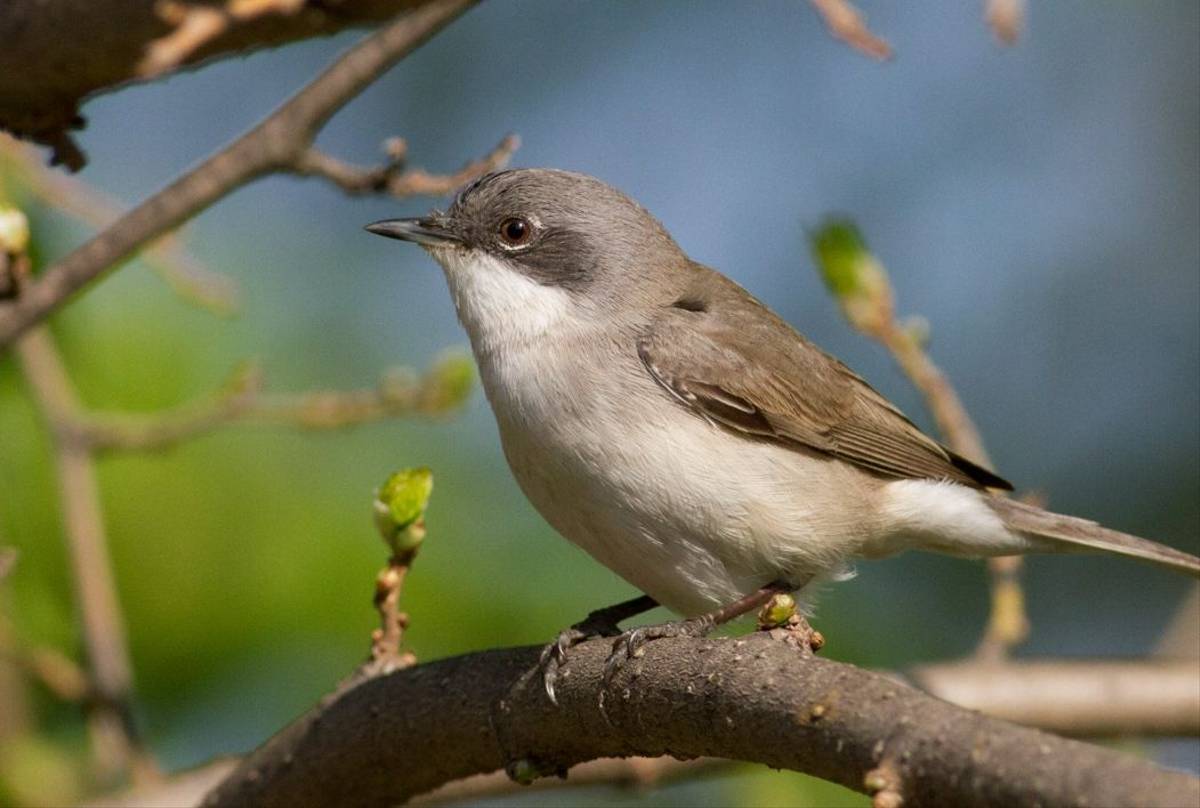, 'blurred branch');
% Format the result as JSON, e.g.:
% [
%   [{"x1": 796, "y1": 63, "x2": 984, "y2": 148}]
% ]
[
  {"x1": 138, "y1": 0, "x2": 308, "y2": 79},
  {"x1": 0, "y1": 642, "x2": 91, "y2": 703},
  {"x1": 202, "y1": 635, "x2": 1200, "y2": 808},
  {"x1": 907, "y1": 659, "x2": 1200, "y2": 738},
  {"x1": 13, "y1": 326, "x2": 157, "y2": 787},
  {"x1": 292, "y1": 134, "x2": 520, "y2": 196},
  {"x1": 810, "y1": 218, "x2": 1030, "y2": 659},
  {"x1": 809, "y1": 0, "x2": 892, "y2": 61},
  {"x1": 0, "y1": 0, "x2": 488, "y2": 346},
  {"x1": 1157, "y1": 584, "x2": 1200, "y2": 659},
  {"x1": 986, "y1": 0, "x2": 1025, "y2": 46},
  {"x1": 69, "y1": 353, "x2": 473, "y2": 454},
  {"x1": 1, "y1": 134, "x2": 240, "y2": 316}
]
